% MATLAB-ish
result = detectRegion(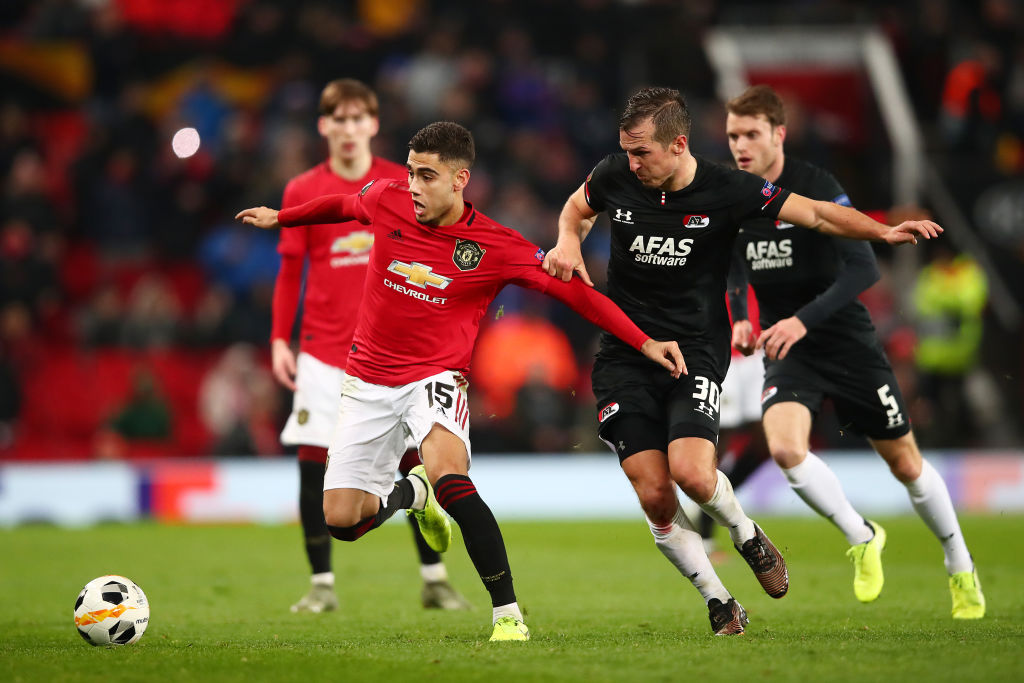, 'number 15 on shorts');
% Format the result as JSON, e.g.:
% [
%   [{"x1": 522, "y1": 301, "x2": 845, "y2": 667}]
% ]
[{"x1": 424, "y1": 380, "x2": 470, "y2": 429}]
